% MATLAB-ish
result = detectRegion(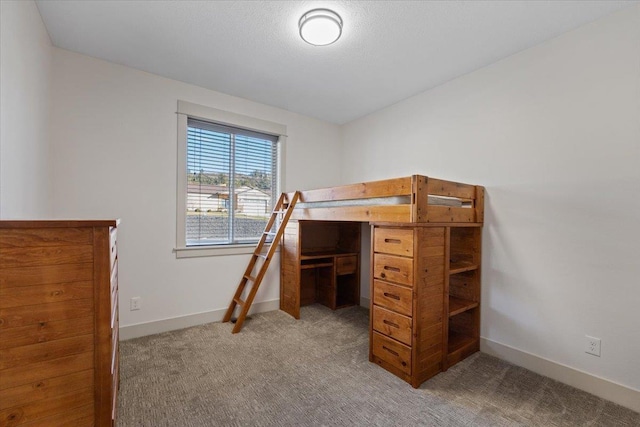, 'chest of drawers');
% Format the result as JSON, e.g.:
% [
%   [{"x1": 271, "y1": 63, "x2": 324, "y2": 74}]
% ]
[
  {"x1": 0, "y1": 220, "x2": 120, "y2": 426},
  {"x1": 370, "y1": 224, "x2": 481, "y2": 387},
  {"x1": 370, "y1": 226, "x2": 446, "y2": 387}
]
